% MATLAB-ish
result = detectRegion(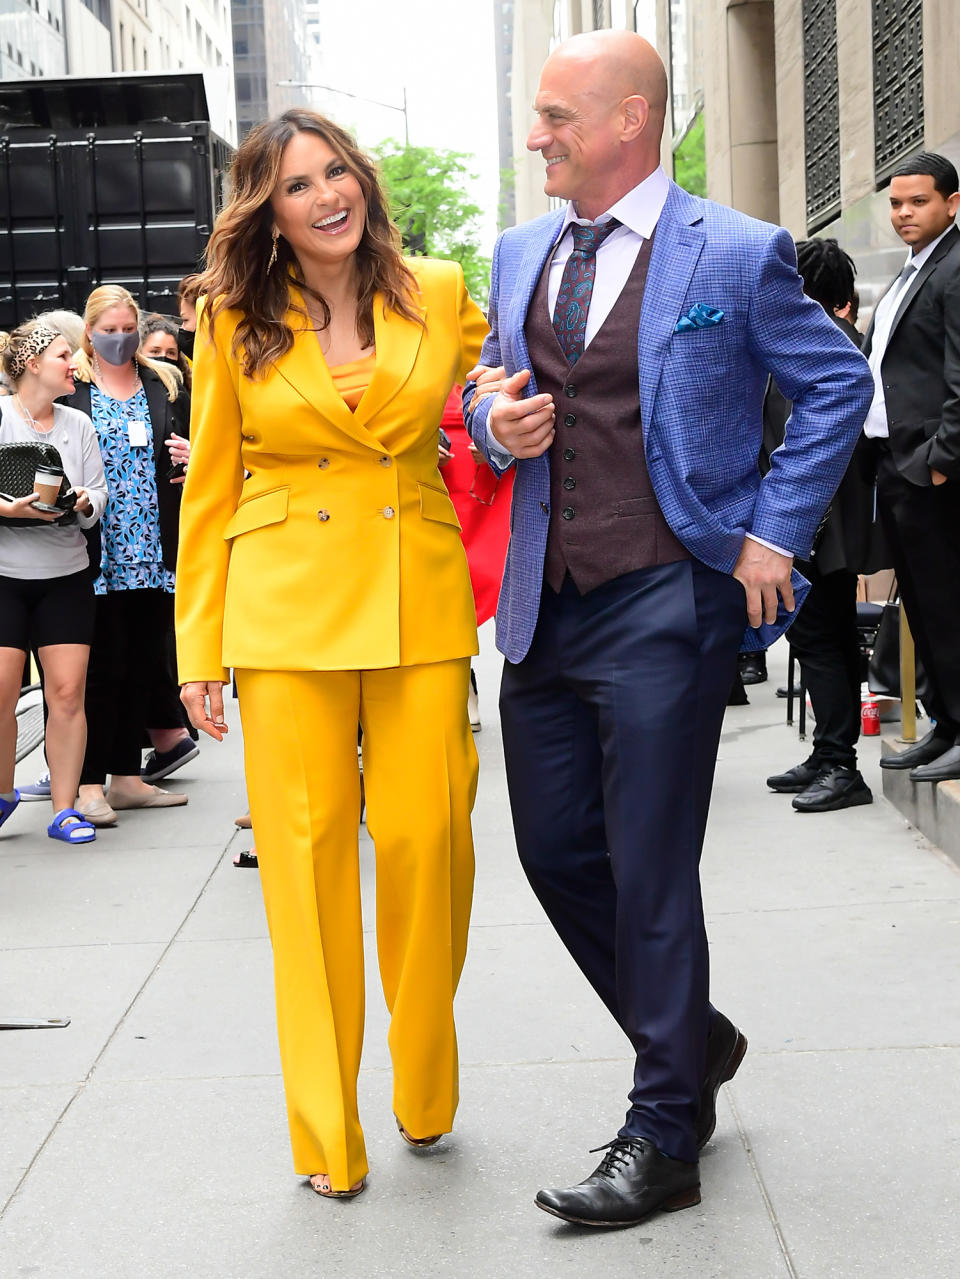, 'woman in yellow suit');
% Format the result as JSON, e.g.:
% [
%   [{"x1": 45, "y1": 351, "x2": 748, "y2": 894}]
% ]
[{"x1": 175, "y1": 109, "x2": 488, "y2": 1199}]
